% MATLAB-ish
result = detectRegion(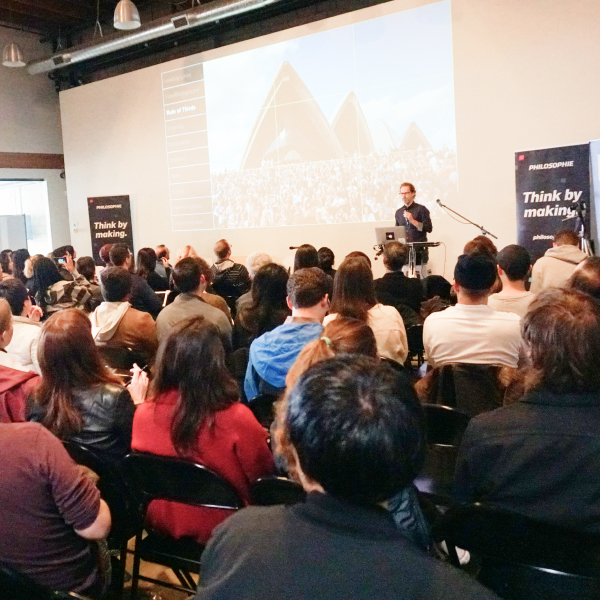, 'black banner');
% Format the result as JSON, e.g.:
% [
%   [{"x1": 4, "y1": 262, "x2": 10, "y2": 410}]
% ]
[
  {"x1": 515, "y1": 144, "x2": 590, "y2": 262},
  {"x1": 87, "y1": 195, "x2": 134, "y2": 265}
]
